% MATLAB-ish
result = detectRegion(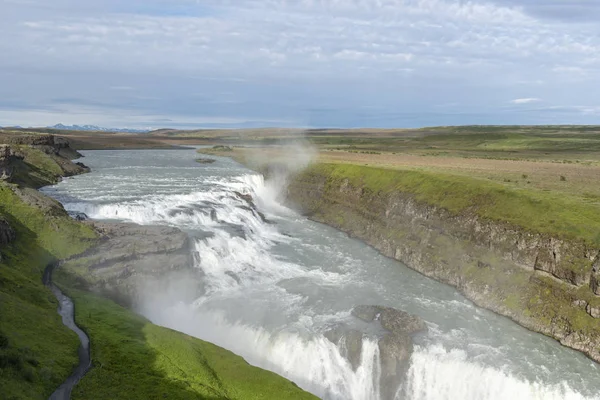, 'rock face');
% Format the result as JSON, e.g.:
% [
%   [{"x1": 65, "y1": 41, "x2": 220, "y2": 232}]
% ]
[
  {"x1": 1, "y1": 135, "x2": 88, "y2": 185},
  {"x1": 5, "y1": 134, "x2": 82, "y2": 159},
  {"x1": 288, "y1": 166, "x2": 600, "y2": 363},
  {"x1": 325, "y1": 305, "x2": 427, "y2": 400},
  {"x1": 0, "y1": 144, "x2": 23, "y2": 181},
  {"x1": 63, "y1": 222, "x2": 202, "y2": 307}
]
